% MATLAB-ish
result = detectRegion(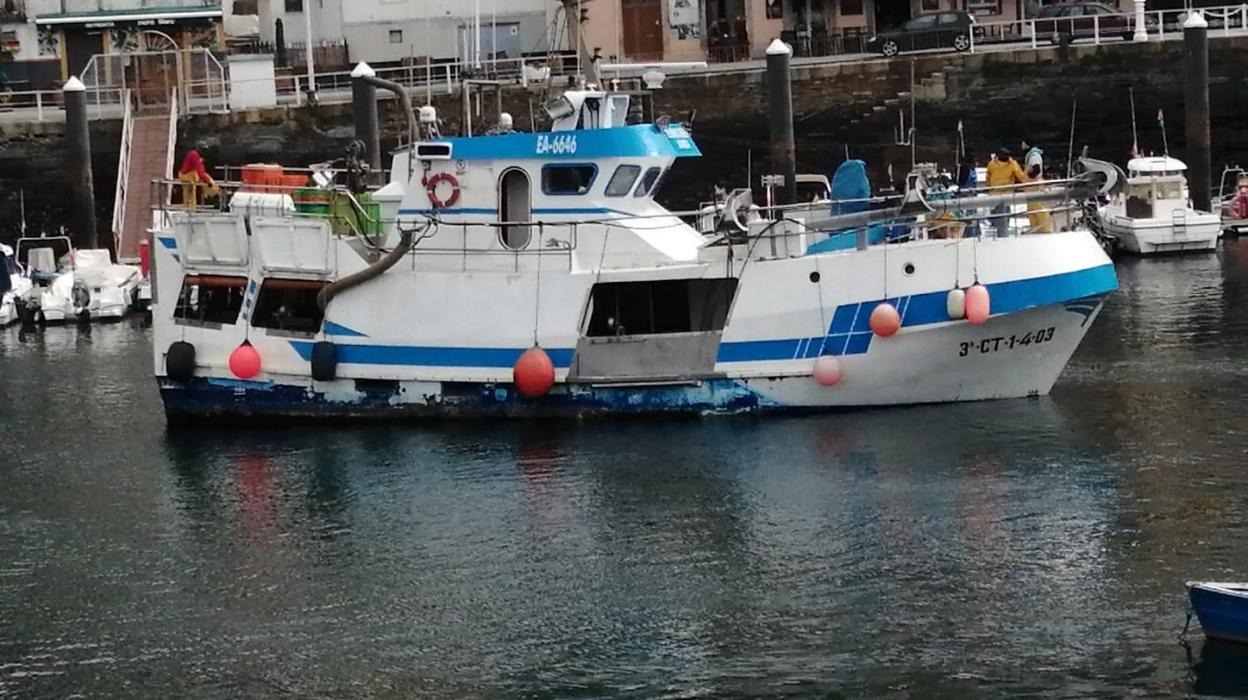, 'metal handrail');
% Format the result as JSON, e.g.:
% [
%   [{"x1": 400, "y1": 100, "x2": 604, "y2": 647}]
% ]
[
  {"x1": 165, "y1": 86, "x2": 179, "y2": 190},
  {"x1": 111, "y1": 89, "x2": 135, "y2": 250},
  {"x1": 149, "y1": 173, "x2": 1087, "y2": 256}
]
